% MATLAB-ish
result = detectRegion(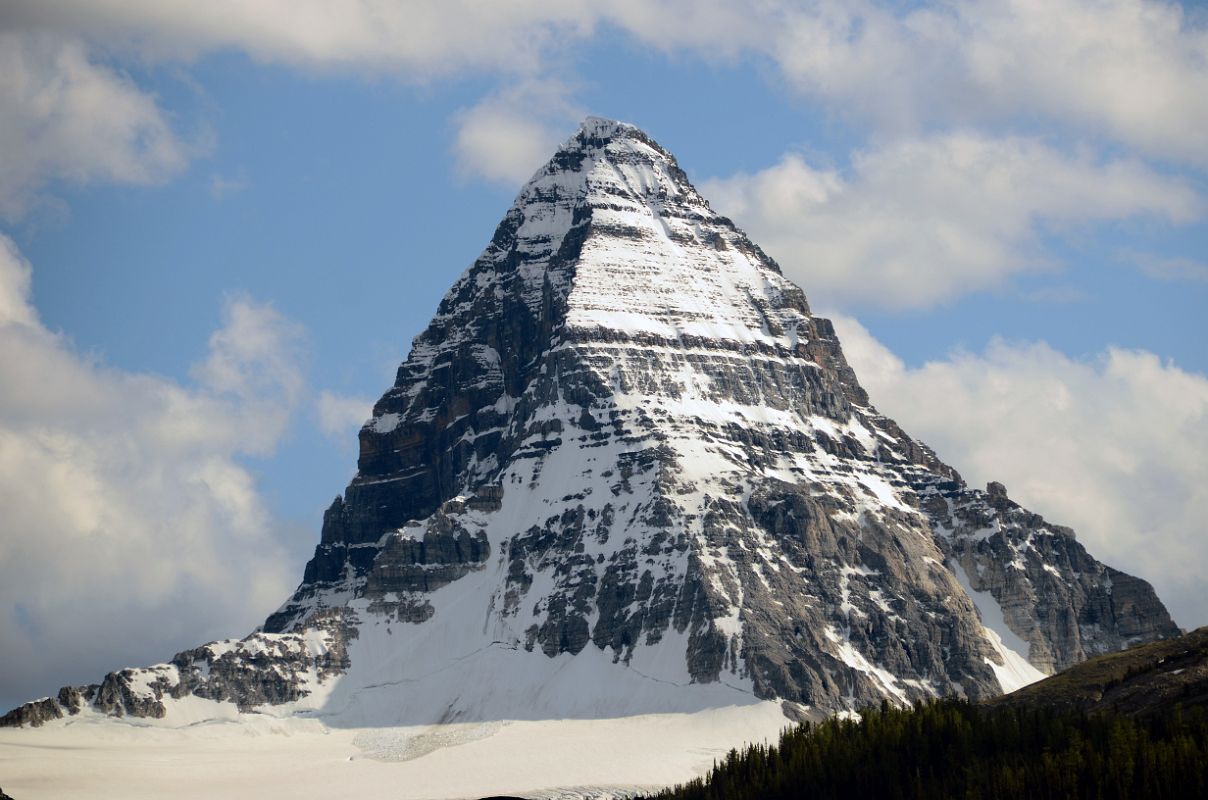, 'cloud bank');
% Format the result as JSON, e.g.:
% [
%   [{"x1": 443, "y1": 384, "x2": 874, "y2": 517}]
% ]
[
  {"x1": 0, "y1": 236, "x2": 303, "y2": 708},
  {"x1": 764, "y1": 0, "x2": 1208, "y2": 165},
  {"x1": 4, "y1": 1, "x2": 1207, "y2": 165}
]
